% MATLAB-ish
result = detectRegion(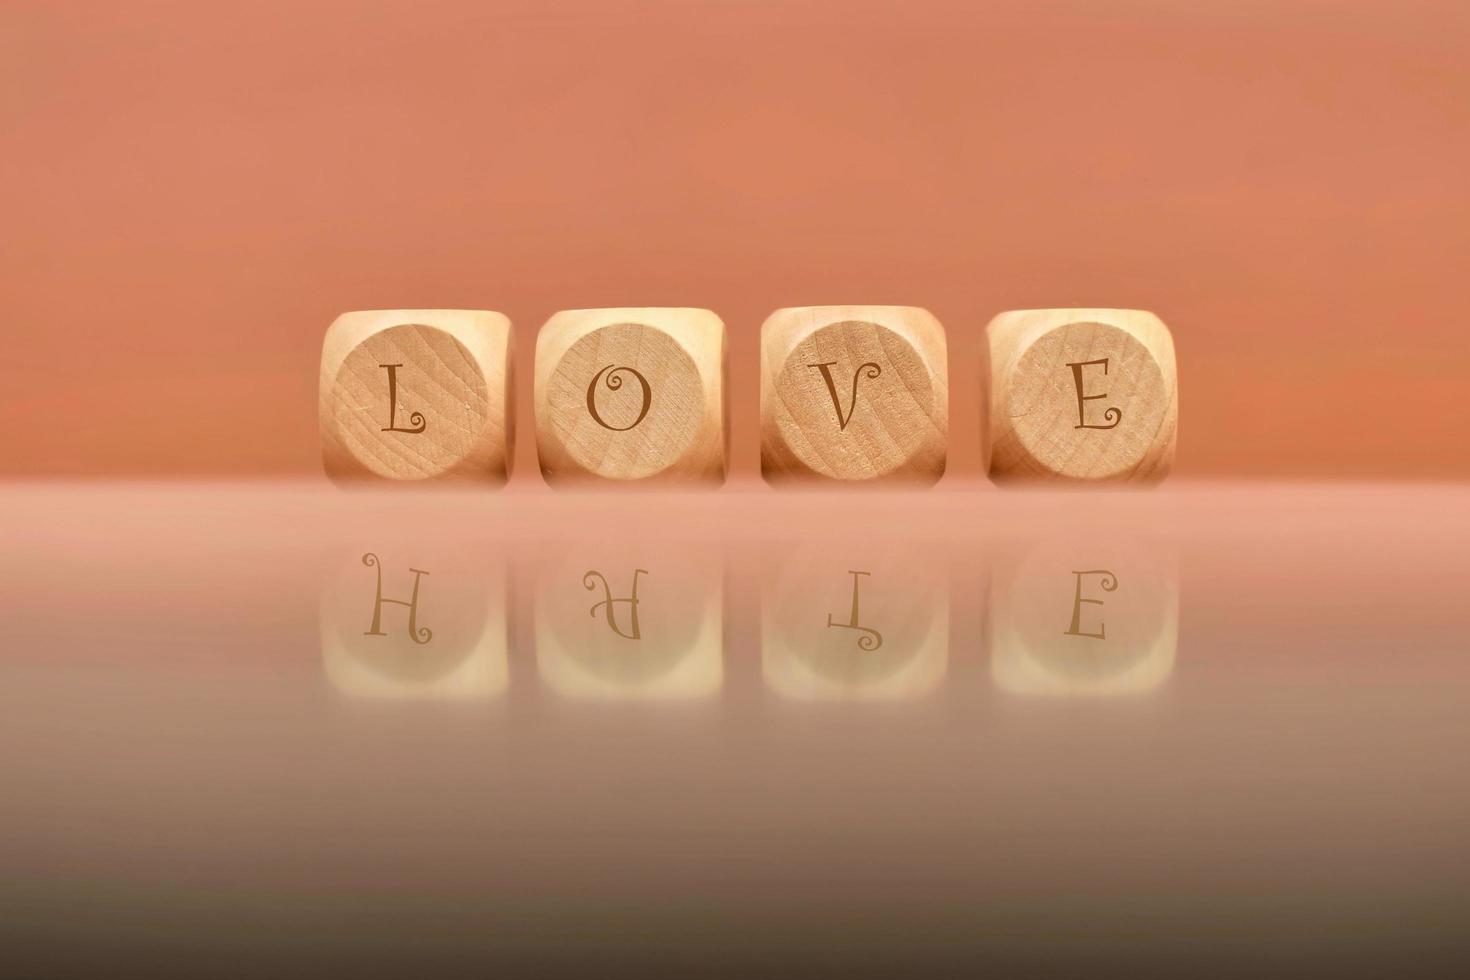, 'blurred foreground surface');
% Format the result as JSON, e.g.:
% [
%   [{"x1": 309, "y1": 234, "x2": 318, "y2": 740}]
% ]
[{"x1": 2, "y1": 482, "x2": 1468, "y2": 977}]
